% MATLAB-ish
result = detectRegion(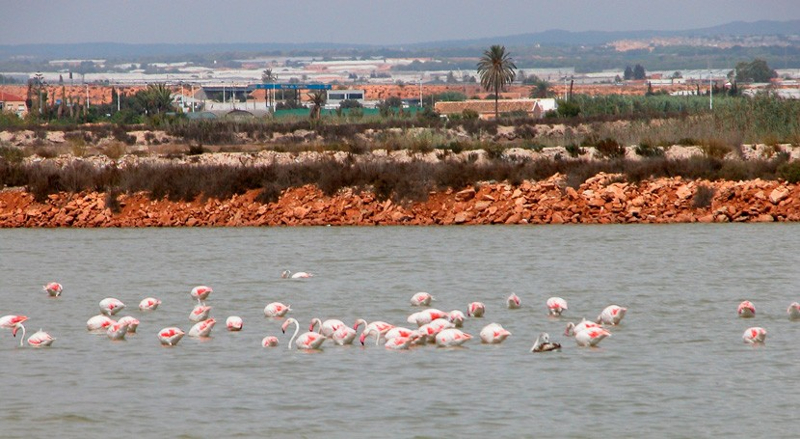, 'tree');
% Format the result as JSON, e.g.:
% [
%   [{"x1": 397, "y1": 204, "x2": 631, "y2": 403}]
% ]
[
  {"x1": 623, "y1": 66, "x2": 633, "y2": 81},
  {"x1": 633, "y1": 64, "x2": 646, "y2": 80},
  {"x1": 134, "y1": 83, "x2": 173, "y2": 115},
  {"x1": 261, "y1": 68, "x2": 277, "y2": 83},
  {"x1": 307, "y1": 90, "x2": 326, "y2": 120},
  {"x1": 477, "y1": 45, "x2": 517, "y2": 119},
  {"x1": 525, "y1": 75, "x2": 552, "y2": 98},
  {"x1": 446, "y1": 71, "x2": 458, "y2": 83},
  {"x1": 734, "y1": 58, "x2": 777, "y2": 83}
]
